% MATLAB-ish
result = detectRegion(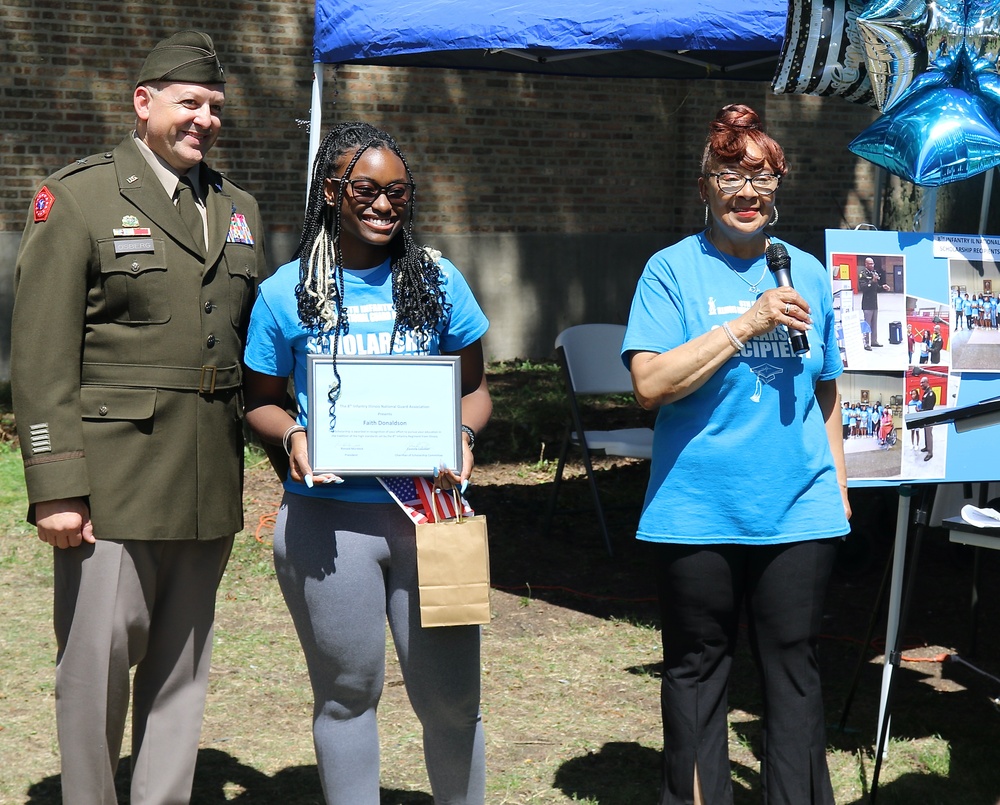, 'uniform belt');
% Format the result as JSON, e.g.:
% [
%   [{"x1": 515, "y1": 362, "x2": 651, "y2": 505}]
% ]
[{"x1": 81, "y1": 362, "x2": 241, "y2": 393}]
